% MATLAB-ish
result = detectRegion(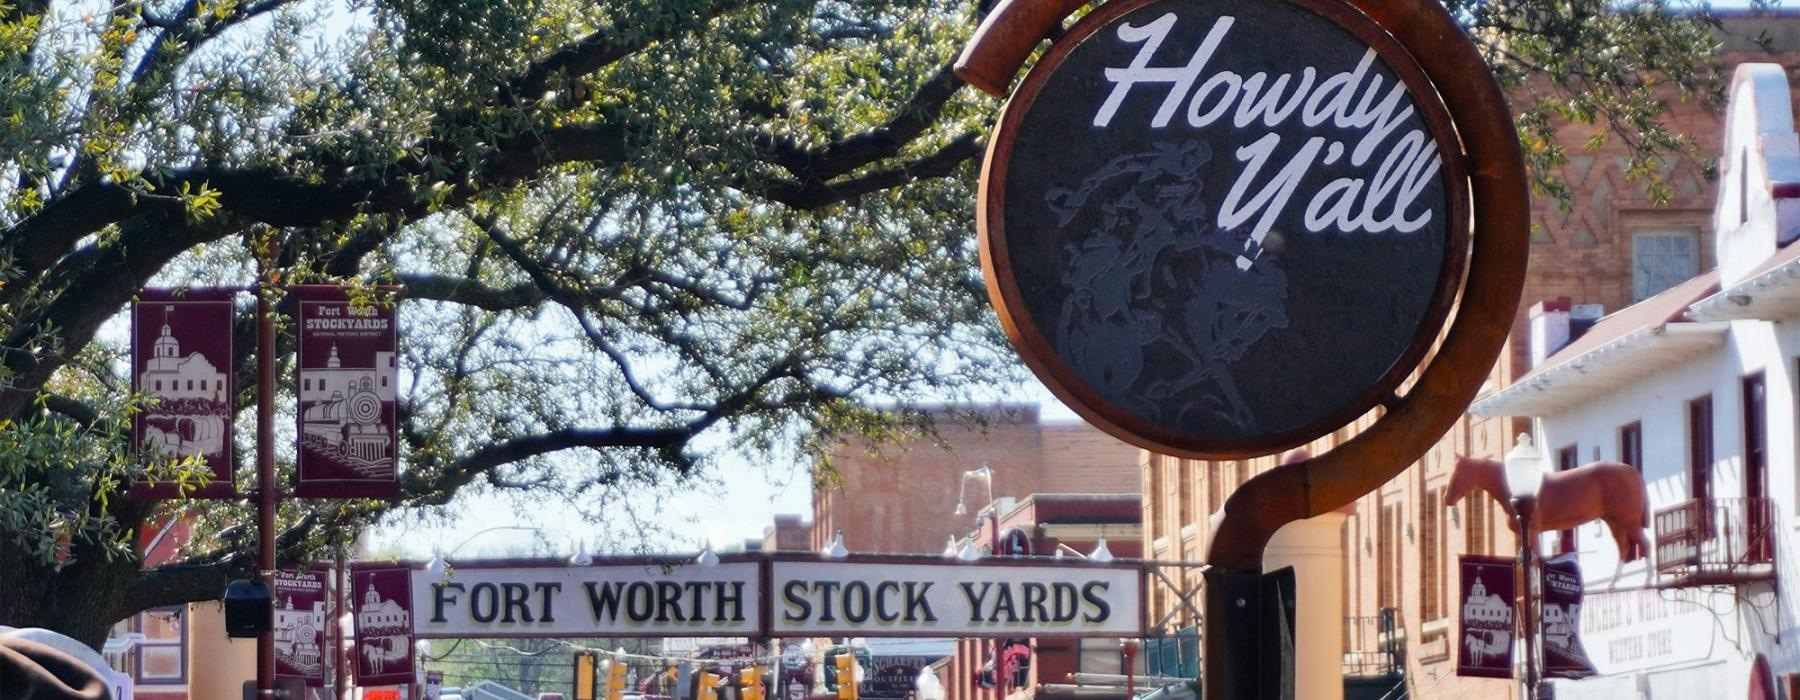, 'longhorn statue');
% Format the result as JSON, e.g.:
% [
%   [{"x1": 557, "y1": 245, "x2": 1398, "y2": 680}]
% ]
[{"x1": 1445, "y1": 456, "x2": 1651, "y2": 562}]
